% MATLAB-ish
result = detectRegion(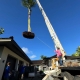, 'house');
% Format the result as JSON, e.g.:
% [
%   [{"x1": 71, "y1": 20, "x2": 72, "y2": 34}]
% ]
[
  {"x1": 32, "y1": 60, "x2": 49, "y2": 71},
  {"x1": 32, "y1": 60, "x2": 43, "y2": 67},
  {"x1": 0, "y1": 36, "x2": 32, "y2": 80}
]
